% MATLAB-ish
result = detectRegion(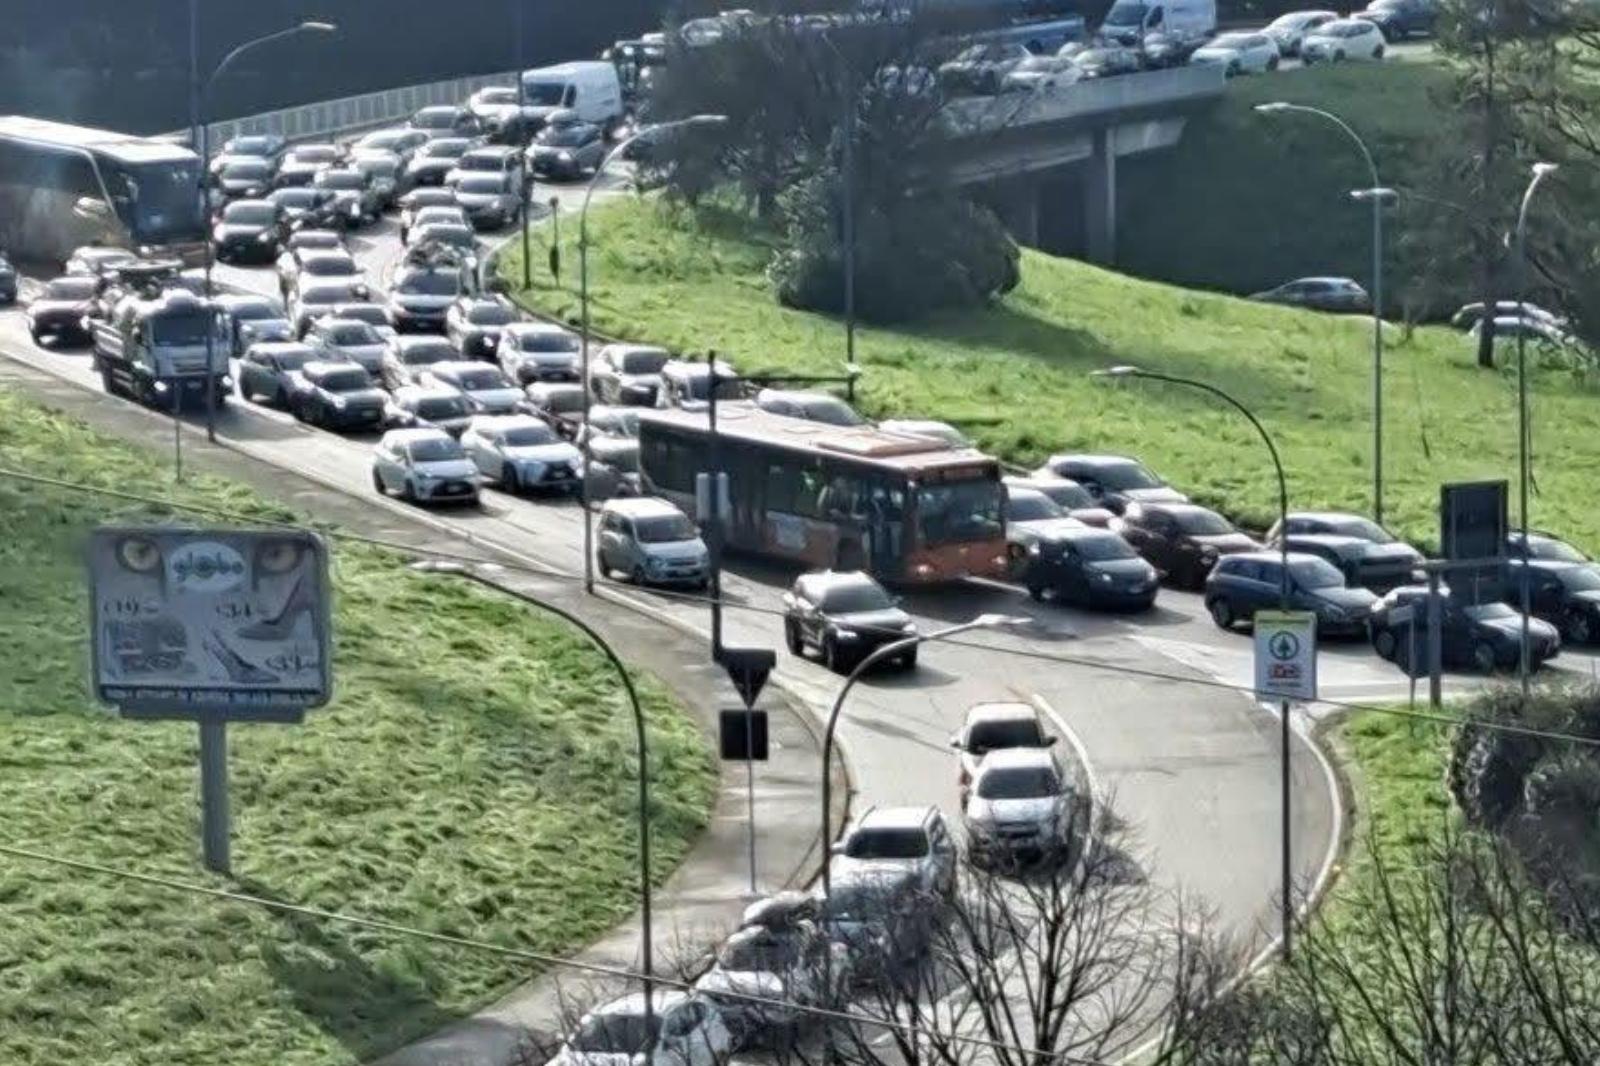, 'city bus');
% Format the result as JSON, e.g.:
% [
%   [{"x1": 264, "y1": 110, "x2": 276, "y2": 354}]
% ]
[
  {"x1": 0, "y1": 116, "x2": 206, "y2": 268},
  {"x1": 638, "y1": 404, "x2": 1009, "y2": 584}
]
